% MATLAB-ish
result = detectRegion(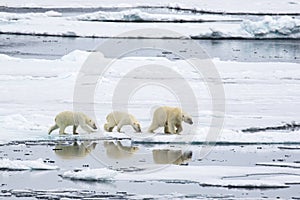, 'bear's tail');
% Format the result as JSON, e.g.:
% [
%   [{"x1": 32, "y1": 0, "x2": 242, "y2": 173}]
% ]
[{"x1": 48, "y1": 124, "x2": 59, "y2": 135}]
